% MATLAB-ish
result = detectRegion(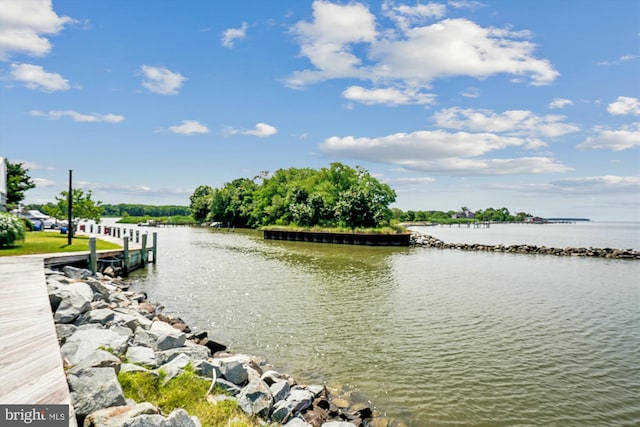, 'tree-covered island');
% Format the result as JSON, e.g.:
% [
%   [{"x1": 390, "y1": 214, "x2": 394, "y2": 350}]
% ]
[{"x1": 189, "y1": 162, "x2": 399, "y2": 231}]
